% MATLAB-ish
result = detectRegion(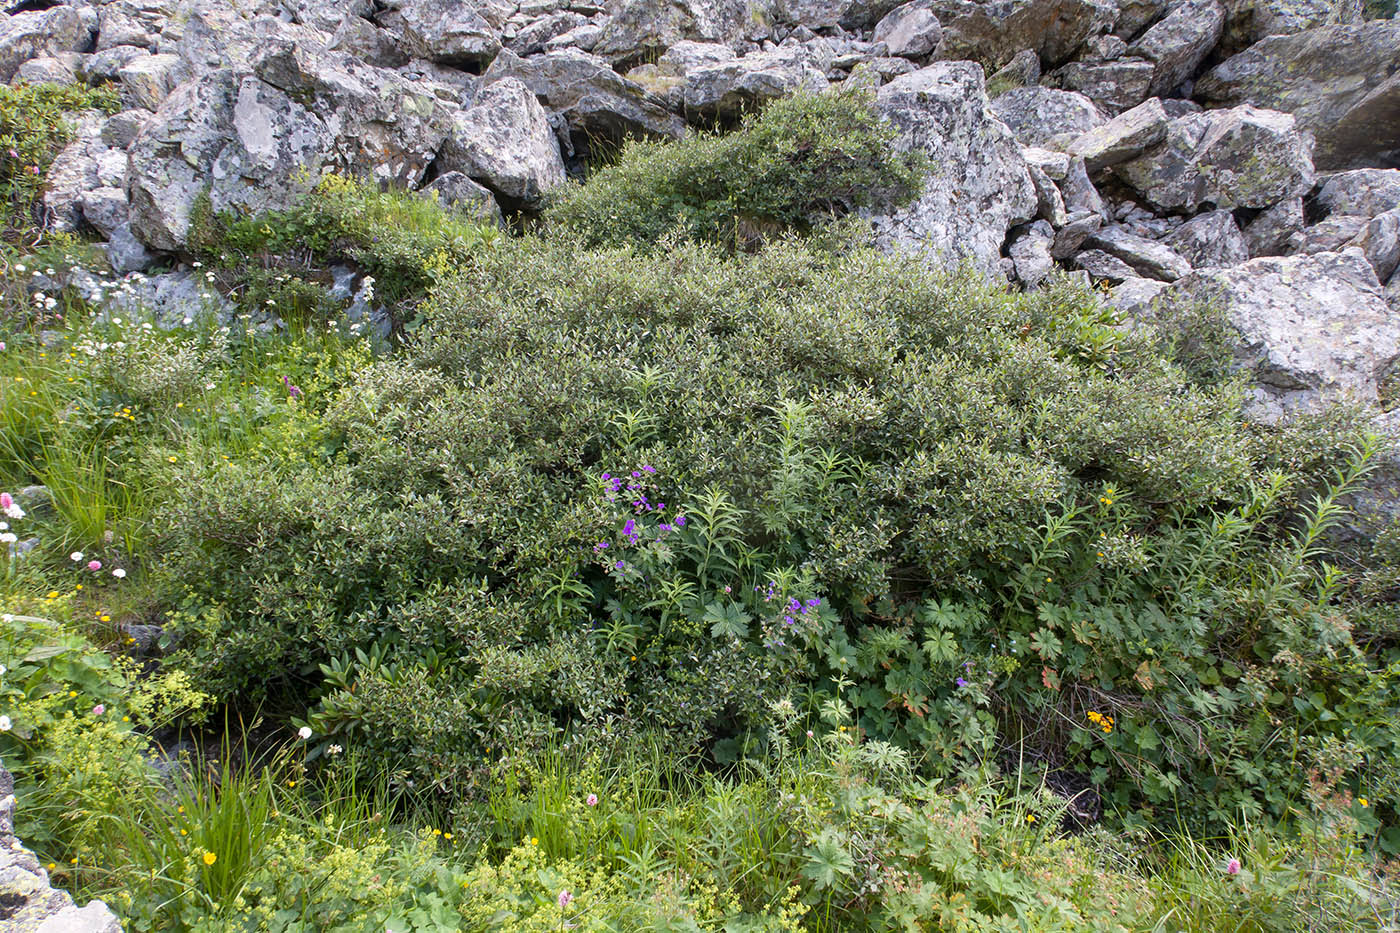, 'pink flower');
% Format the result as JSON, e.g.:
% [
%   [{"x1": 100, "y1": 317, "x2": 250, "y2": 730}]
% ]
[
  {"x1": 557, "y1": 890, "x2": 573, "y2": 909},
  {"x1": 586, "y1": 793, "x2": 598, "y2": 807},
  {"x1": 92, "y1": 704, "x2": 105, "y2": 716},
  {"x1": 1226, "y1": 858, "x2": 1241, "y2": 875},
  {"x1": 0, "y1": 493, "x2": 10, "y2": 510},
  {"x1": 87, "y1": 560, "x2": 101, "y2": 571}
]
